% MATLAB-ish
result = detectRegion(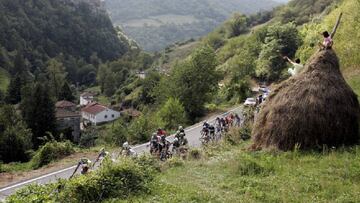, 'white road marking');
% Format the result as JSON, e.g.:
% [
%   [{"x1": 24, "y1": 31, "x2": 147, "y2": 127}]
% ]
[{"x1": 0, "y1": 166, "x2": 77, "y2": 192}]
